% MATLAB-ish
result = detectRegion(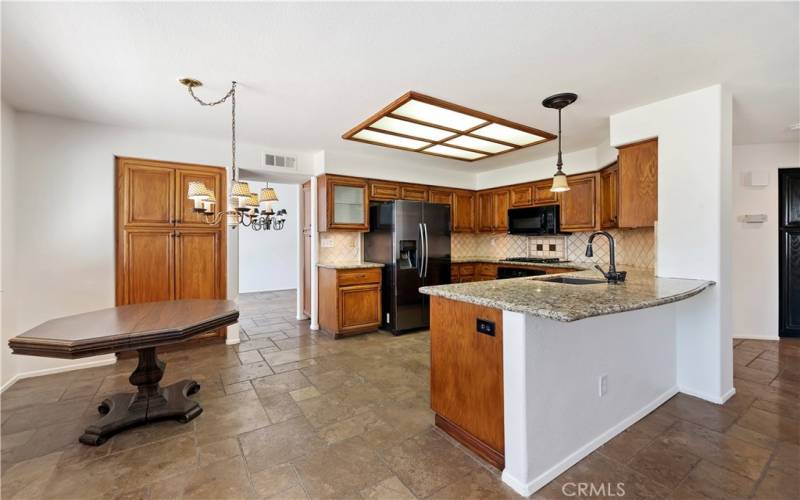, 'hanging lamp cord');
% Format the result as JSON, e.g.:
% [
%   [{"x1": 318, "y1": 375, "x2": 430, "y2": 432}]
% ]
[
  {"x1": 556, "y1": 108, "x2": 563, "y2": 170},
  {"x1": 187, "y1": 81, "x2": 238, "y2": 181}
]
